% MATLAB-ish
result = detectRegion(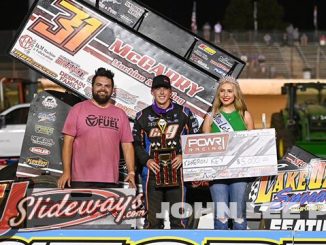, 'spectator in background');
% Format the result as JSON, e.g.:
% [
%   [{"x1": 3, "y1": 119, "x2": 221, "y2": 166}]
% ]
[
  {"x1": 248, "y1": 55, "x2": 259, "y2": 77},
  {"x1": 300, "y1": 33, "x2": 308, "y2": 46},
  {"x1": 240, "y1": 55, "x2": 248, "y2": 67},
  {"x1": 258, "y1": 54, "x2": 266, "y2": 64},
  {"x1": 270, "y1": 66, "x2": 276, "y2": 78},
  {"x1": 282, "y1": 32, "x2": 288, "y2": 46},
  {"x1": 214, "y1": 21, "x2": 222, "y2": 44},
  {"x1": 286, "y1": 24, "x2": 294, "y2": 46},
  {"x1": 203, "y1": 22, "x2": 211, "y2": 41},
  {"x1": 257, "y1": 54, "x2": 267, "y2": 76},
  {"x1": 293, "y1": 28, "x2": 299, "y2": 46},
  {"x1": 319, "y1": 35, "x2": 326, "y2": 46},
  {"x1": 263, "y1": 33, "x2": 272, "y2": 46}
]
